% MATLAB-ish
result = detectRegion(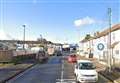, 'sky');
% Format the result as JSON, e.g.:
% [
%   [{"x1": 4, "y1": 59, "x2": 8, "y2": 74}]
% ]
[{"x1": 0, "y1": 0, "x2": 120, "y2": 44}]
